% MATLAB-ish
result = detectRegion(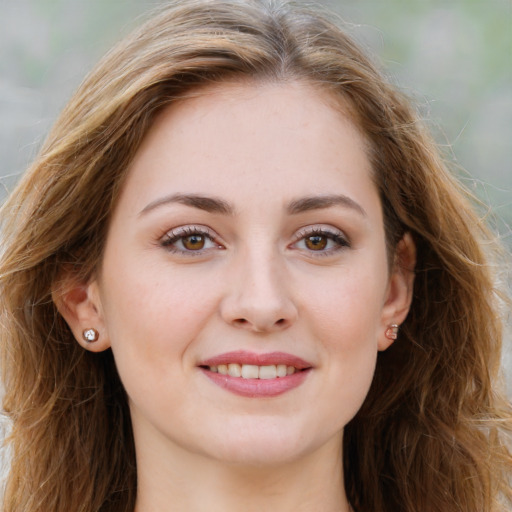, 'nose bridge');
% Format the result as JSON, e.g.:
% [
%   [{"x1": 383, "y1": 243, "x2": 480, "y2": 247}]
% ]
[
  {"x1": 221, "y1": 239, "x2": 297, "y2": 332},
  {"x1": 244, "y1": 244, "x2": 284, "y2": 304}
]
